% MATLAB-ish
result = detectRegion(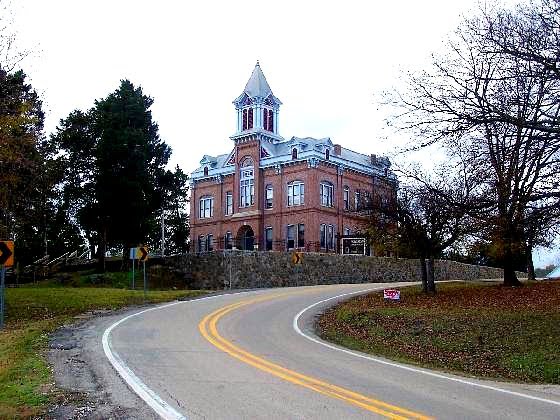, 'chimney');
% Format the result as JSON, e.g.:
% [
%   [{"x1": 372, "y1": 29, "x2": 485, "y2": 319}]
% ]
[
  {"x1": 334, "y1": 144, "x2": 341, "y2": 155},
  {"x1": 370, "y1": 154, "x2": 378, "y2": 166}
]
